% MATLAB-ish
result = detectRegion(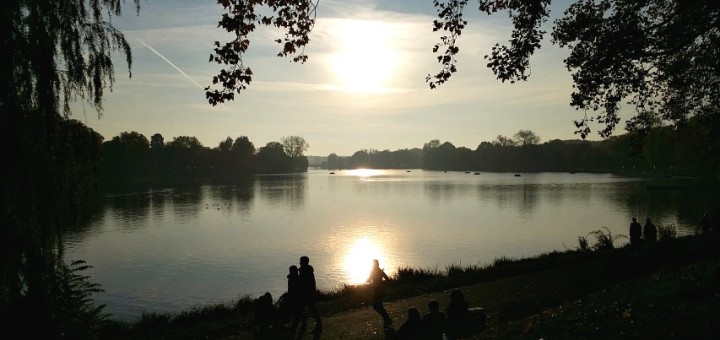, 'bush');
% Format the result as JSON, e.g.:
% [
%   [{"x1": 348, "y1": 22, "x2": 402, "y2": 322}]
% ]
[
  {"x1": 585, "y1": 227, "x2": 626, "y2": 251},
  {"x1": 577, "y1": 235, "x2": 590, "y2": 252},
  {"x1": 658, "y1": 224, "x2": 677, "y2": 242}
]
